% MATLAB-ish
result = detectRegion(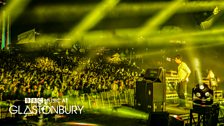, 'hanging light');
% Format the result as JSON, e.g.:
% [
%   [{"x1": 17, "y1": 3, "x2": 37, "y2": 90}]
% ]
[{"x1": 192, "y1": 83, "x2": 213, "y2": 106}]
